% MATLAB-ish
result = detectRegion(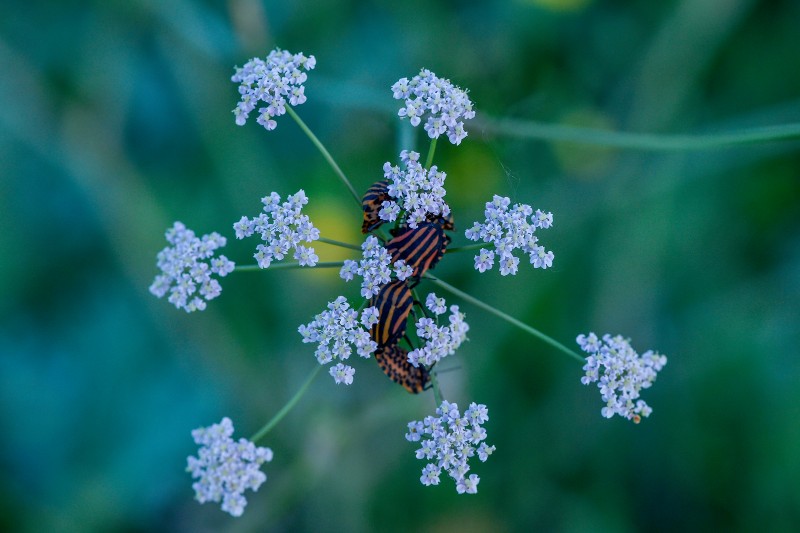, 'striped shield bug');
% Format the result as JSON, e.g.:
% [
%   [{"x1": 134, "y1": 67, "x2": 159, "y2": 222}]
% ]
[
  {"x1": 427, "y1": 211, "x2": 455, "y2": 231},
  {"x1": 370, "y1": 279, "x2": 413, "y2": 347},
  {"x1": 386, "y1": 219, "x2": 450, "y2": 278},
  {"x1": 374, "y1": 344, "x2": 430, "y2": 394},
  {"x1": 361, "y1": 179, "x2": 391, "y2": 234}
]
